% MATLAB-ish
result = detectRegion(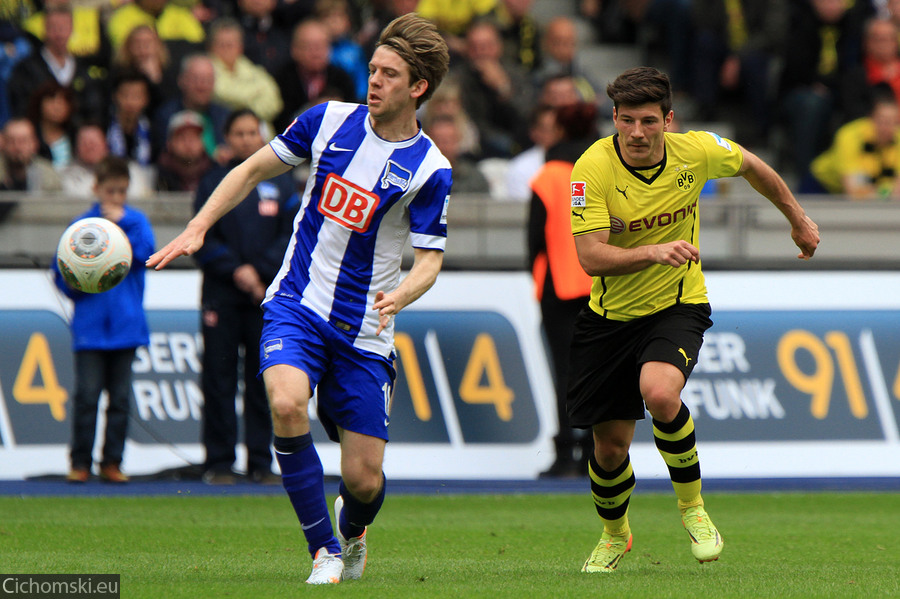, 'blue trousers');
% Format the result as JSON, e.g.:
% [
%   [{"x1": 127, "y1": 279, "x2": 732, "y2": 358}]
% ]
[{"x1": 69, "y1": 348, "x2": 136, "y2": 468}]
